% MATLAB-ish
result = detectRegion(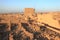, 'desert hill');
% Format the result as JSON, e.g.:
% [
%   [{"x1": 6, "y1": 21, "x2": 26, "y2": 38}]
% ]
[{"x1": 0, "y1": 8, "x2": 60, "y2": 40}]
